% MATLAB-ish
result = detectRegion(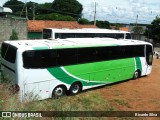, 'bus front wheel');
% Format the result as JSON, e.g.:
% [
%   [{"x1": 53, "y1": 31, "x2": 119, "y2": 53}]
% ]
[
  {"x1": 52, "y1": 85, "x2": 66, "y2": 98},
  {"x1": 69, "y1": 82, "x2": 82, "y2": 95},
  {"x1": 133, "y1": 70, "x2": 140, "y2": 80}
]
